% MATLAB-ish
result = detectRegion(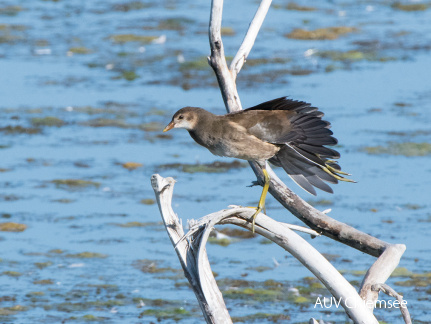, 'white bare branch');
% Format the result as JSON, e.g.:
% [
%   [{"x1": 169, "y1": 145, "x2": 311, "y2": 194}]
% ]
[
  {"x1": 152, "y1": 174, "x2": 379, "y2": 324},
  {"x1": 230, "y1": 0, "x2": 272, "y2": 80},
  {"x1": 371, "y1": 283, "x2": 412, "y2": 324}
]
